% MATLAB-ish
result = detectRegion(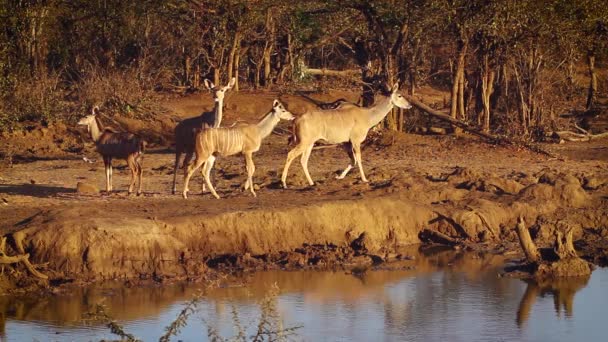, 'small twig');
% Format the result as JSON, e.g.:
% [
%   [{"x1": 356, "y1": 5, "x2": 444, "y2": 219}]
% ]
[{"x1": 573, "y1": 123, "x2": 589, "y2": 135}]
